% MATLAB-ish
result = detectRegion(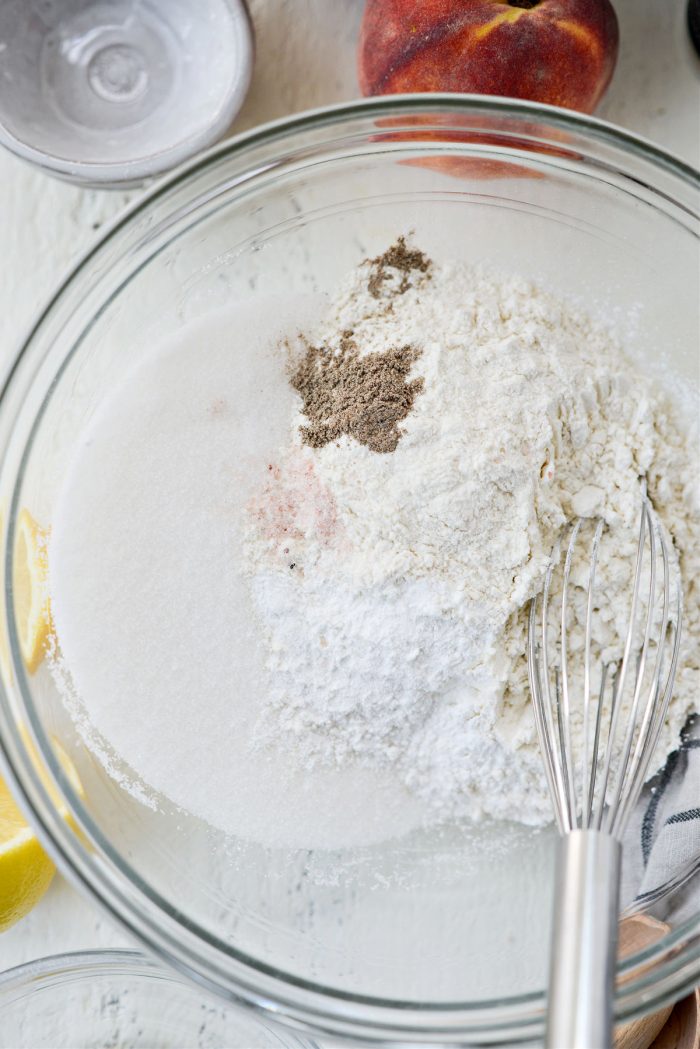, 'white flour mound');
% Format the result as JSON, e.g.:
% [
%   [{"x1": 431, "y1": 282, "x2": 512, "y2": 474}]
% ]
[{"x1": 244, "y1": 249, "x2": 700, "y2": 827}]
